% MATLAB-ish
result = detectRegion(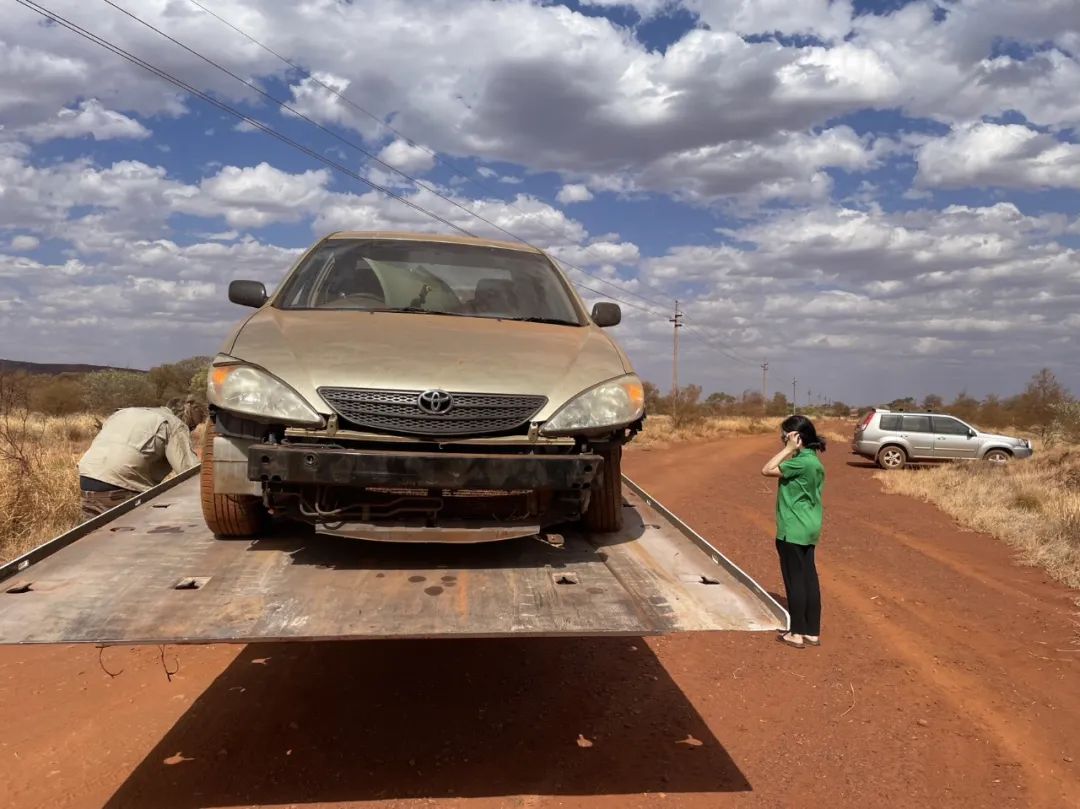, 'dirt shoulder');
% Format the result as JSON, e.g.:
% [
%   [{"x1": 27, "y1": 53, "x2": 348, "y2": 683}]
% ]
[{"x1": 0, "y1": 435, "x2": 1077, "y2": 809}]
